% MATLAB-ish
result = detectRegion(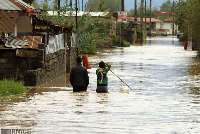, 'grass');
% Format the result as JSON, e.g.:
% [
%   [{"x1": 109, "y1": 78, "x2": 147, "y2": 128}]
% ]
[{"x1": 0, "y1": 80, "x2": 26, "y2": 96}]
